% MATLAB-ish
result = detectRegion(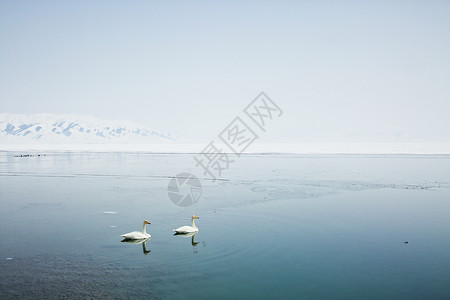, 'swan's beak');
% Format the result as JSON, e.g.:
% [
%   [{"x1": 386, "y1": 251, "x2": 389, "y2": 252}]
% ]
[
  {"x1": 145, "y1": 220, "x2": 151, "y2": 224},
  {"x1": 195, "y1": 216, "x2": 199, "y2": 219}
]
